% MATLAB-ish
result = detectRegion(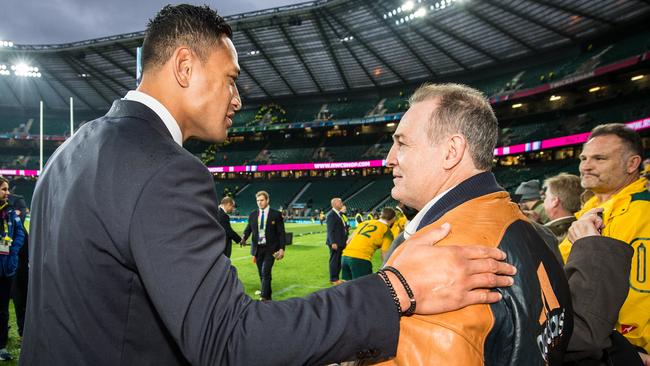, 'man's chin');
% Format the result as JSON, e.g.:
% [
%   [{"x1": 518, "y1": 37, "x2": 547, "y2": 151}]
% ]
[
  {"x1": 391, "y1": 187, "x2": 404, "y2": 201},
  {"x1": 580, "y1": 179, "x2": 598, "y2": 189},
  {"x1": 197, "y1": 131, "x2": 227, "y2": 144}
]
